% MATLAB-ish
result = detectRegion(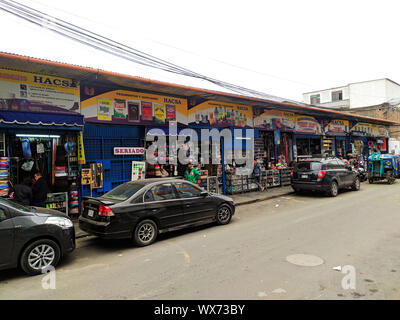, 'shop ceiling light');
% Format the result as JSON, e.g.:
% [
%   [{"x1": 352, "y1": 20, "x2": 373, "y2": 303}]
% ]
[{"x1": 16, "y1": 134, "x2": 61, "y2": 138}]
